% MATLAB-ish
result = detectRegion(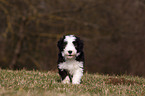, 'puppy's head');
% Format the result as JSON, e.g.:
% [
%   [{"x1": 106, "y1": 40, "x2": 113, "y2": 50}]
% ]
[{"x1": 57, "y1": 35, "x2": 83, "y2": 60}]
